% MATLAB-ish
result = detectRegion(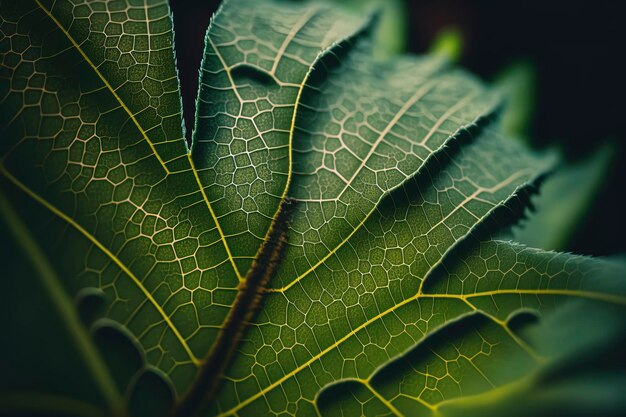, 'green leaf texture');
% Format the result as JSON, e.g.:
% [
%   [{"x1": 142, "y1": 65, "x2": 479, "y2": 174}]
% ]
[{"x1": 0, "y1": 0, "x2": 624, "y2": 416}]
